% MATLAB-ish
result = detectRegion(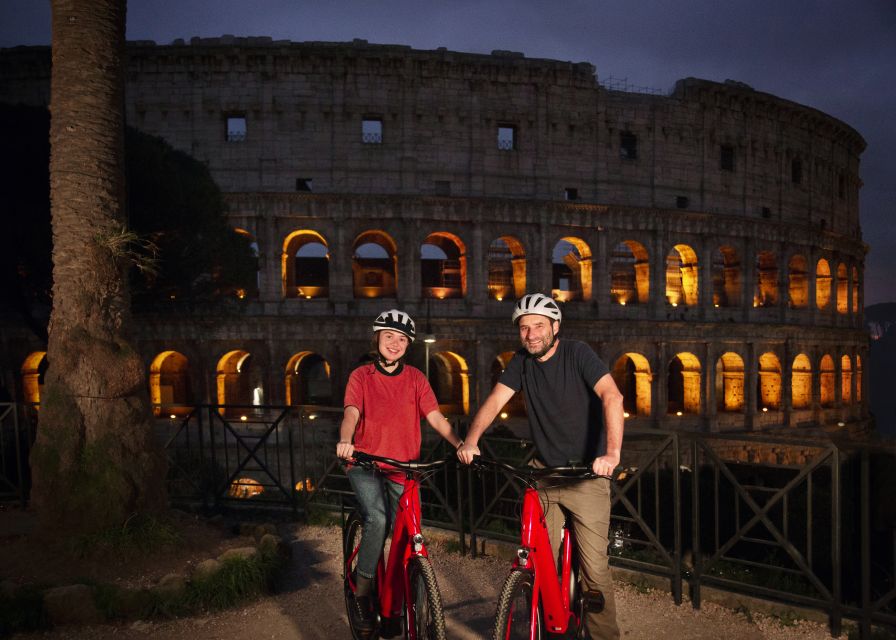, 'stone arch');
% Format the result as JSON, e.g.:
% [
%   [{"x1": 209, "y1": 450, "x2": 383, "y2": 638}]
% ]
[
  {"x1": 353, "y1": 230, "x2": 398, "y2": 299},
  {"x1": 430, "y1": 350, "x2": 470, "y2": 415},
  {"x1": 487, "y1": 236, "x2": 526, "y2": 301},
  {"x1": 551, "y1": 237, "x2": 592, "y2": 302},
  {"x1": 711, "y1": 246, "x2": 740, "y2": 307},
  {"x1": 421, "y1": 231, "x2": 466, "y2": 299},
  {"x1": 216, "y1": 350, "x2": 258, "y2": 417},
  {"x1": 851, "y1": 266, "x2": 859, "y2": 313},
  {"x1": 611, "y1": 352, "x2": 652, "y2": 416},
  {"x1": 715, "y1": 352, "x2": 745, "y2": 412},
  {"x1": 841, "y1": 354, "x2": 852, "y2": 404},
  {"x1": 668, "y1": 352, "x2": 701, "y2": 414},
  {"x1": 816, "y1": 259, "x2": 832, "y2": 310},
  {"x1": 285, "y1": 351, "x2": 332, "y2": 406},
  {"x1": 754, "y1": 251, "x2": 778, "y2": 307},
  {"x1": 836, "y1": 263, "x2": 848, "y2": 314},
  {"x1": 757, "y1": 352, "x2": 782, "y2": 411},
  {"x1": 788, "y1": 254, "x2": 809, "y2": 308},
  {"x1": 610, "y1": 240, "x2": 650, "y2": 305},
  {"x1": 490, "y1": 351, "x2": 526, "y2": 417},
  {"x1": 791, "y1": 354, "x2": 812, "y2": 410},
  {"x1": 234, "y1": 227, "x2": 260, "y2": 298},
  {"x1": 666, "y1": 244, "x2": 699, "y2": 306},
  {"x1": 282, "y1": 229, "x2": 329, "y2": 299},
  {"x1": 21, "y1": 351, "x2": 47, "y2": 406},
  {"x1": 149, "y1": 350, "x2": 192, "y2": 416},
  {"x1": 819, "y1": 354, "x2": 835, "y2": 407}
]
